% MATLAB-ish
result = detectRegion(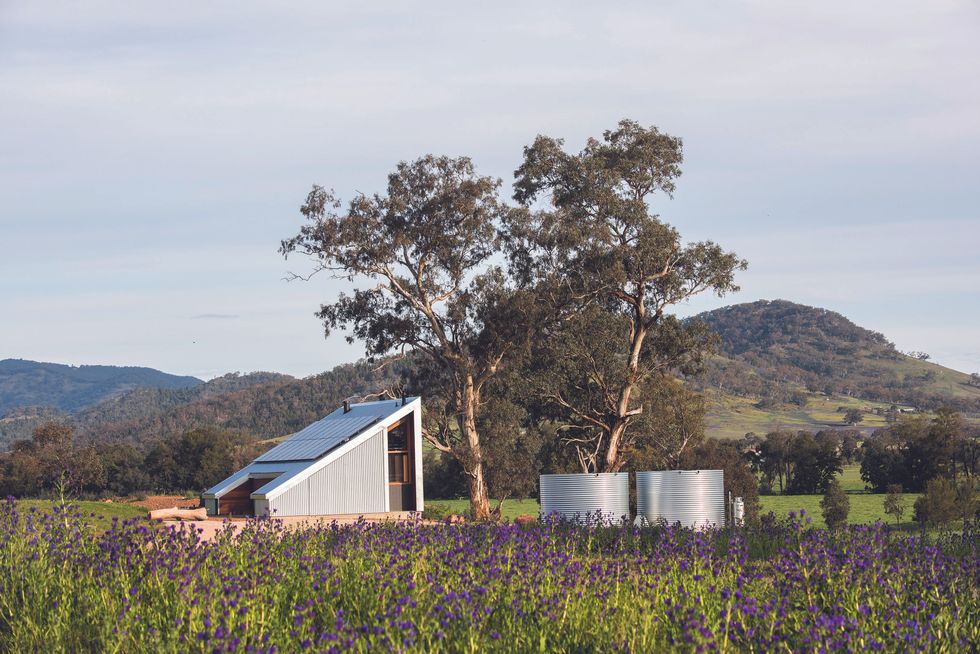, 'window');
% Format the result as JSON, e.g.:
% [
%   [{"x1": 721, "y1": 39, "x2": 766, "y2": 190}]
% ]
[
  {"x1": 387, "y1": 415, "x2": 412, "y2": 485},
  {"x1": 387, "y1": 420, "x2": 409, "y2": 450},
  {"x1": 388, "y1": 452, "x2": 410, "y2": 483}
]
